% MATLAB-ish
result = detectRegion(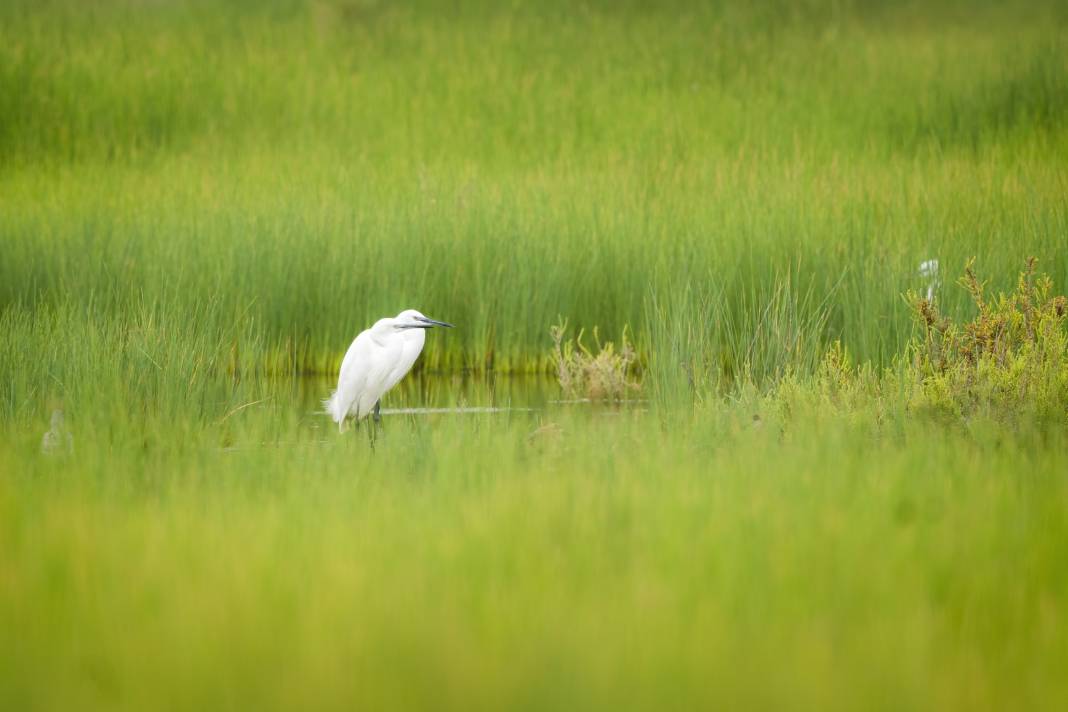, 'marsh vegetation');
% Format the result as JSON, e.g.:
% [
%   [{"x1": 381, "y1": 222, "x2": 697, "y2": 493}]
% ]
[{"x1": 2, "y1": 0, "x2": 1067, "y2": 709}]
